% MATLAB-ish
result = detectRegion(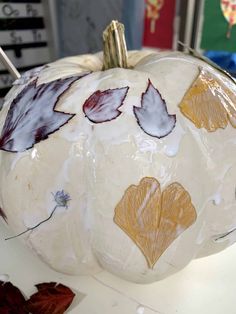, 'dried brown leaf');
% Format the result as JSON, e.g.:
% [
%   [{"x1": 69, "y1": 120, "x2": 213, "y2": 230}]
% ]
[{"x1": 26, "y1": 282, "x2": 75, "y2": 314}]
